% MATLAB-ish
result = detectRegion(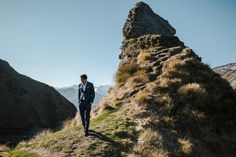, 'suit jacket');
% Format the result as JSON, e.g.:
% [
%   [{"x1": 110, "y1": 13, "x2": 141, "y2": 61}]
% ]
[{"x1": 78, "y1": 81, "x2": 95, "y2": 104}]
